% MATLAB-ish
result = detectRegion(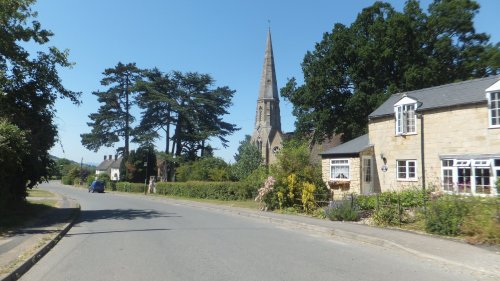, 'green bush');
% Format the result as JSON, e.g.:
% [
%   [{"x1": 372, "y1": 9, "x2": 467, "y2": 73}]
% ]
[
  {"x1": 452, "y1": 197, "x2": 499, "y2": 244},
  {"x1": 356, "y1": 189, "x2": 427, "y2": 210},
  {"x1": 425, "y1": 196, "x2": 469, "y2": 236},
  {"x1": 115, "y1": 182, "x2": 146, "y2": 193},
  {"x1": 356, "y1": 195, "x2": 377, "y2": 210},
  {"x1": 176, "y1": 157, "x2": 230, "y2": 182},
  {"x1": 154, "y1": 181, "x2": 253, "y2": 201},
  {"x1": 267, "y1": 138, "x2": 327, "y2": 212},
  {"x1": 372, "y1": 206, "x2": 400, "y2": 226},
  {"x1": 61, "y1": 176, "x2": 73, "y2": 185},
  {"x1": 325, "y1": 198, "x2": 360, "y2": 221}
]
